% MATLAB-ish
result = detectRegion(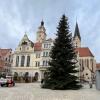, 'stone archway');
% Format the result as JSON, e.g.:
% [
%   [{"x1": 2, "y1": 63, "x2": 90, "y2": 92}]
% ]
[
  {"x1": 24, "y1": 72, "x2": 29, "y2": 83},
  {"x1": 34, "y1": 72, "x2": 39, "y2": 81},
  {"x1": 14, "y1": 72, "x2": 18, "y2": 81}
]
